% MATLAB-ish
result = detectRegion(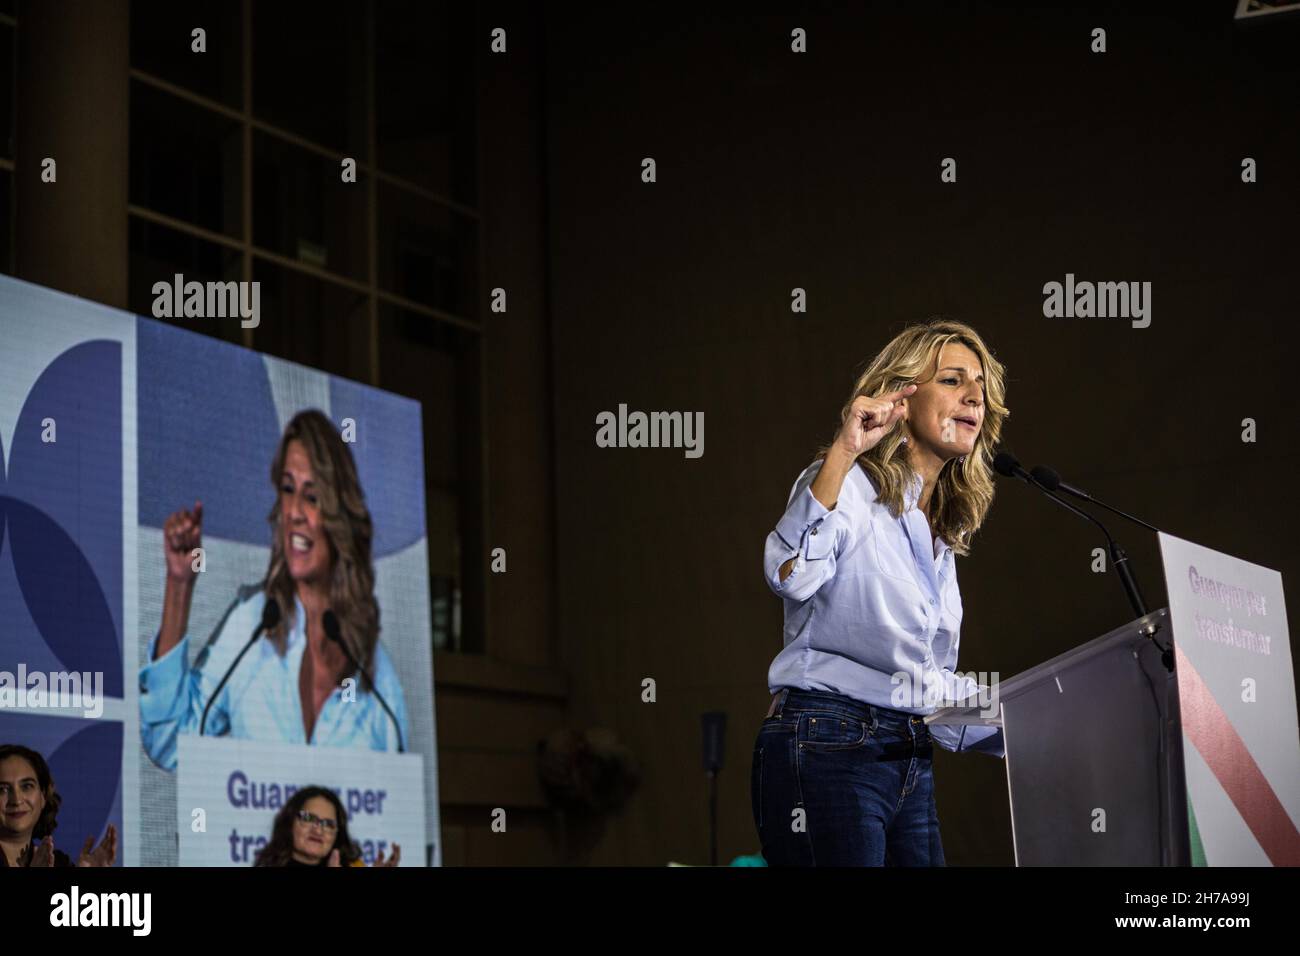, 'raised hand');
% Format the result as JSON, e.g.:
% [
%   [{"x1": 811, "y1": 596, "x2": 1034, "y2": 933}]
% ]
[
  {"x1": 157, "y1": 502, "x2": 203, "y2": 658},
  {"x1": 77, "y1": 823, "x2": 118, "y2": 867},
  {"x1": 372, "y1": 843, "x2": 401, "y2": 867},
  {"x1": 327, "y1": 849, "x2": 341, "y2": 867},
  {"x1": 163, "y1": 501, "x2": 204, "y2": 585},
  {"x1": 835, "y1": 384, "x2": 916, "y2": 458},
  {"x1": 805, "y1": 383, "x2": 918, "y2": 515}
]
